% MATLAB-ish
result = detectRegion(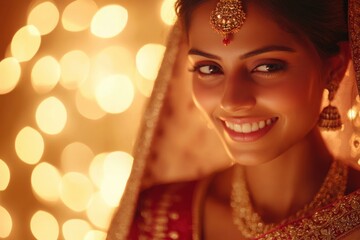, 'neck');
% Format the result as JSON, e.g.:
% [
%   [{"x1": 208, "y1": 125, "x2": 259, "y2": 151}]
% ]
[{"x1": 243, "y1": 129, "x2": 333, "y2": 223}]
